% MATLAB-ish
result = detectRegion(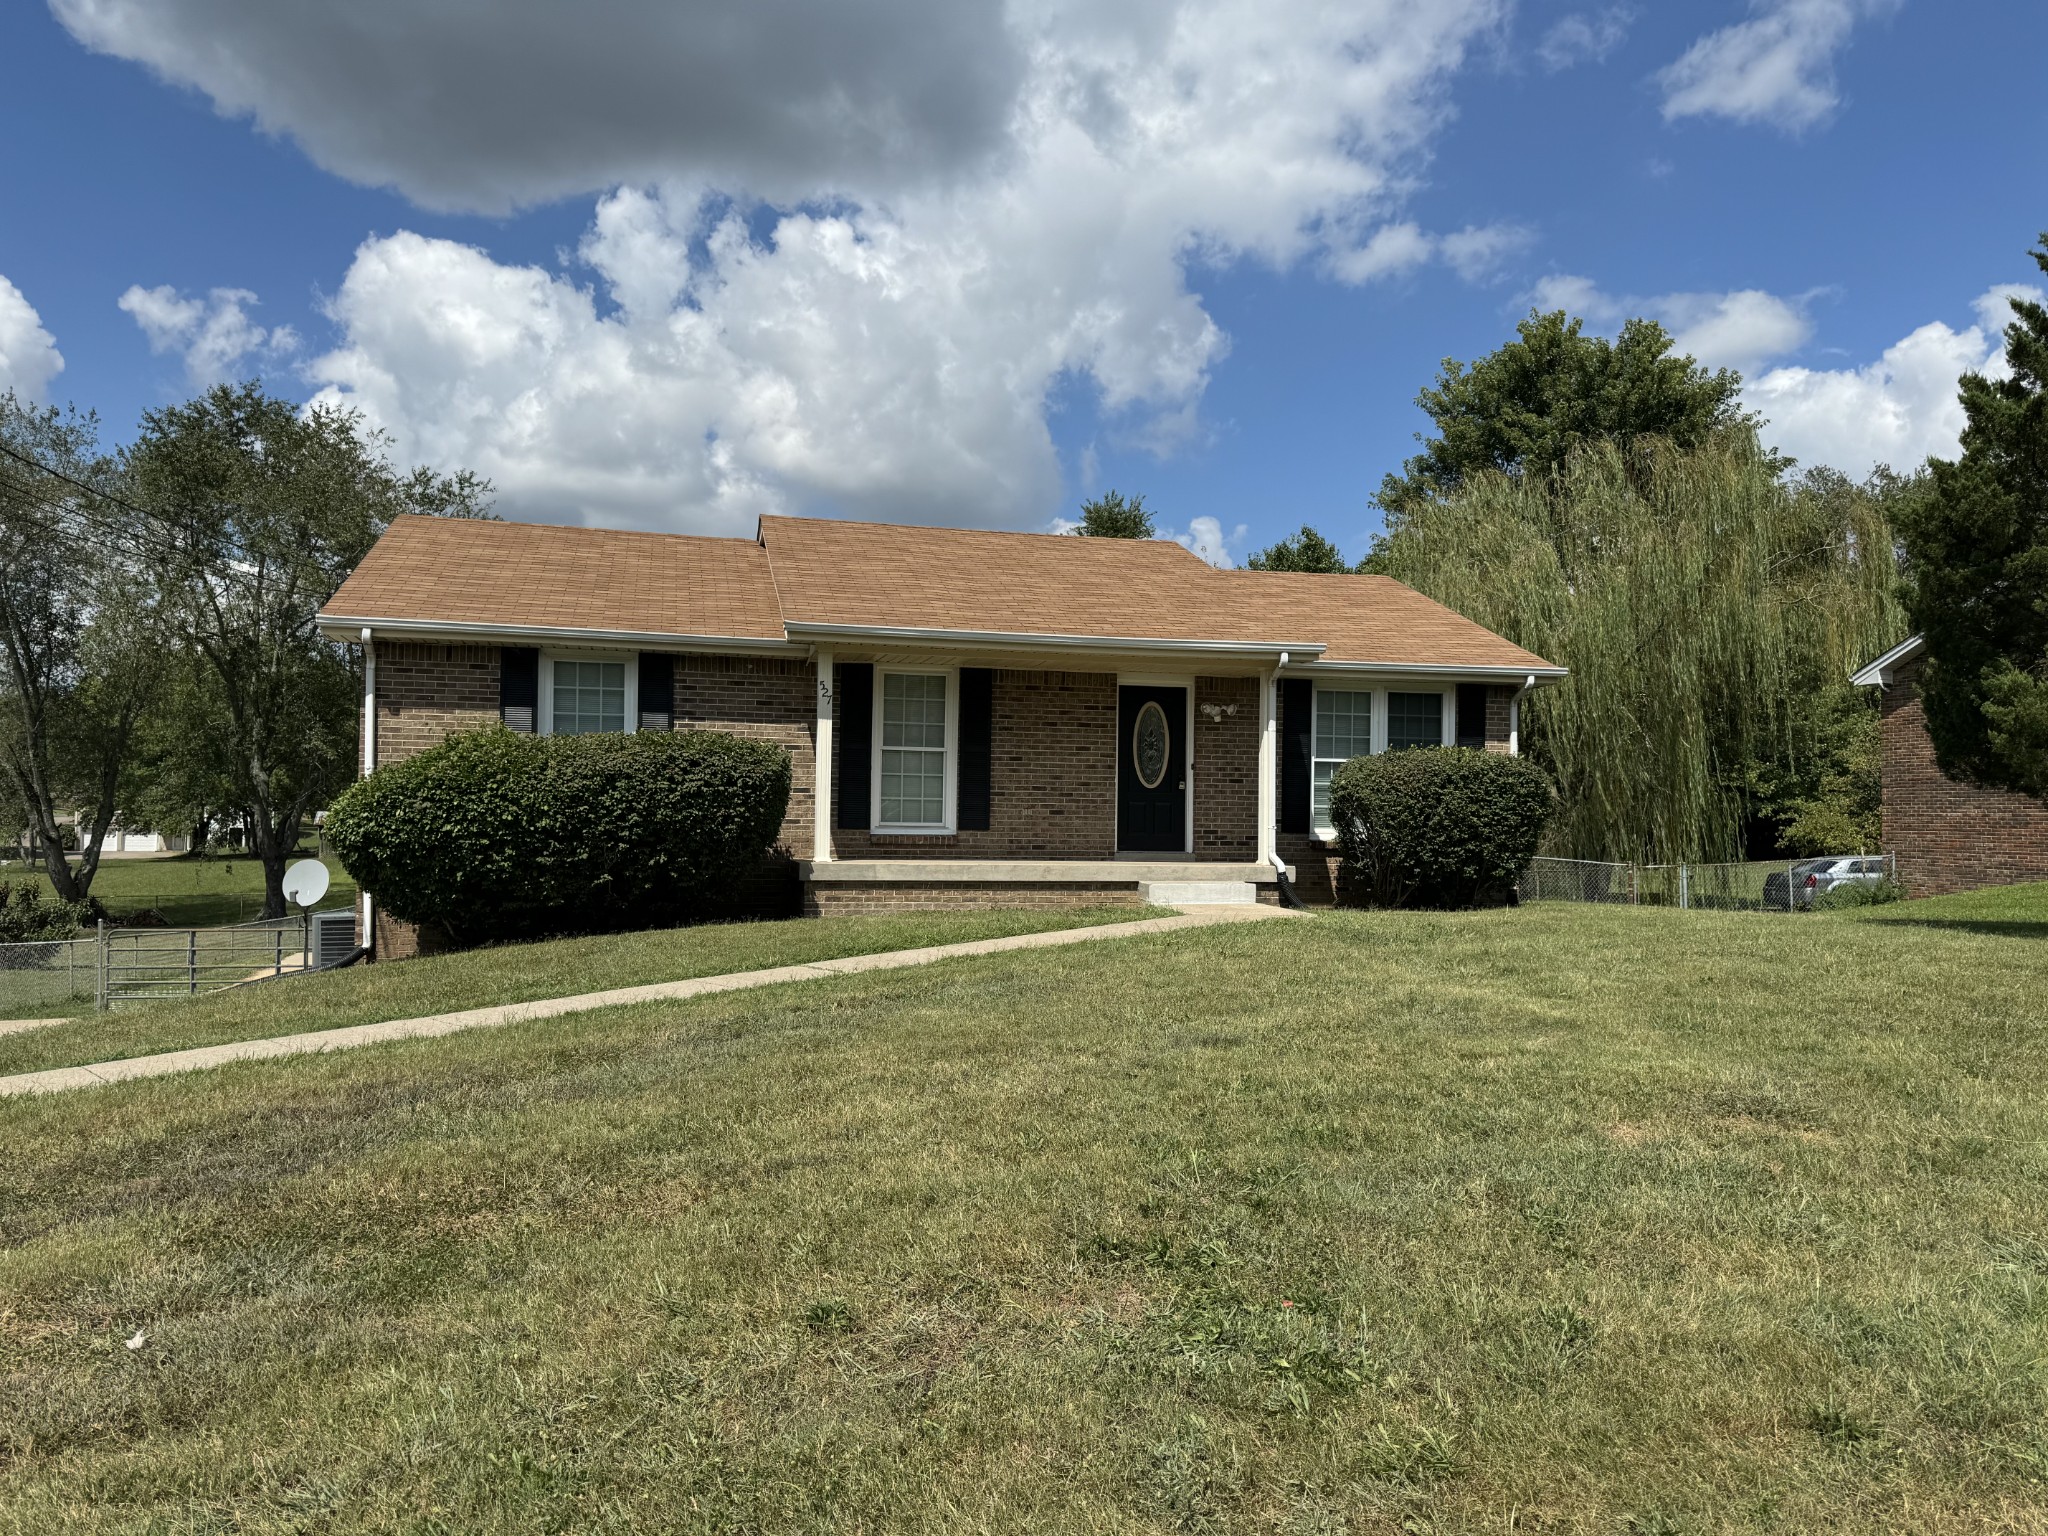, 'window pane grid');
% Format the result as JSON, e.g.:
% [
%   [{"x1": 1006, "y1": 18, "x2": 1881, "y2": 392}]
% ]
[
  {"x1": 1311, "y1": 689, "x2": 1373, "y2": 834},
  {"x1": 1387, "y1": 692, "x2": 1444, "y2": 752},
  {"x1": 553, "y1": 660, "x2": 626, "y2": 735},
  {"x1": 878, "y1": 673, "x2": 949, "y2": 825}
]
